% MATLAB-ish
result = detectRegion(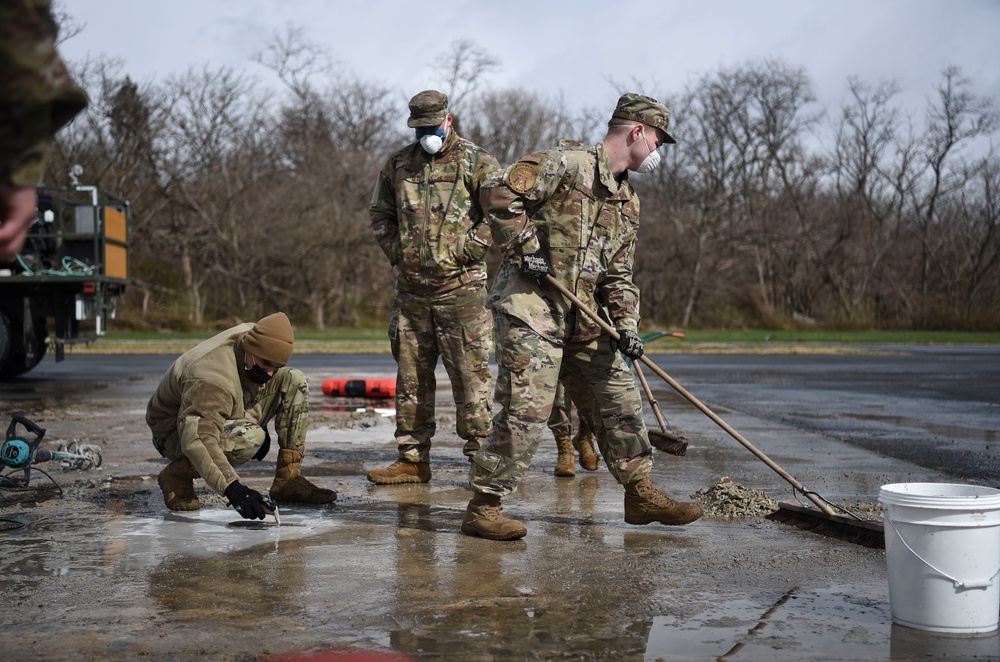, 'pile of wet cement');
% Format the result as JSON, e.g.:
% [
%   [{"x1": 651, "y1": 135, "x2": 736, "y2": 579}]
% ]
[
  {"x1": 691, "y1": 476, "x2": 884, "y2": 521},
  {"x1": 692, "y1": 476, "x2": 779, "y2": 519}
]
